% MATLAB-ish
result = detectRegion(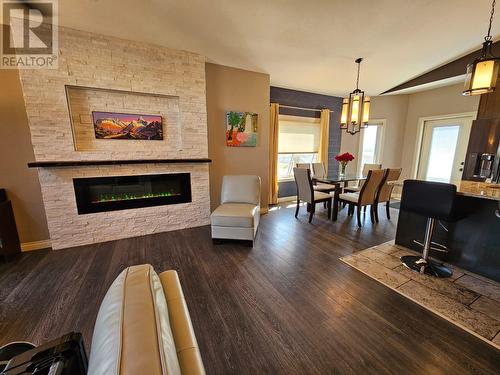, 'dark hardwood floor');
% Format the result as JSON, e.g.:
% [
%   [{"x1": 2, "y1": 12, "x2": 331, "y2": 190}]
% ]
[{"x1": 1, "y1": 203, "x2": 499, "y2": 374}]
